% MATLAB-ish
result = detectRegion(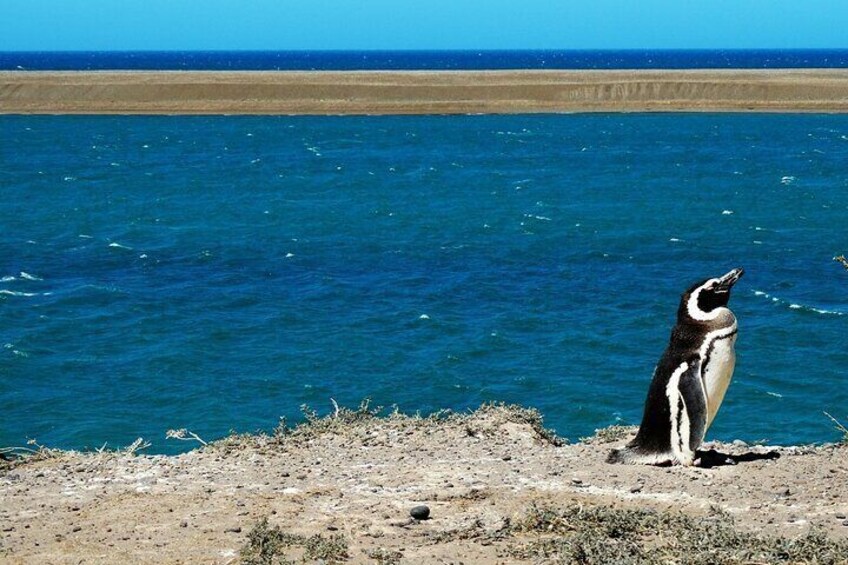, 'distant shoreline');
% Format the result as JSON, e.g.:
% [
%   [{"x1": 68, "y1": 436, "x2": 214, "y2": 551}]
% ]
[{"x1": 2, "y1": 69, "x2": 848, "y2": 114}]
